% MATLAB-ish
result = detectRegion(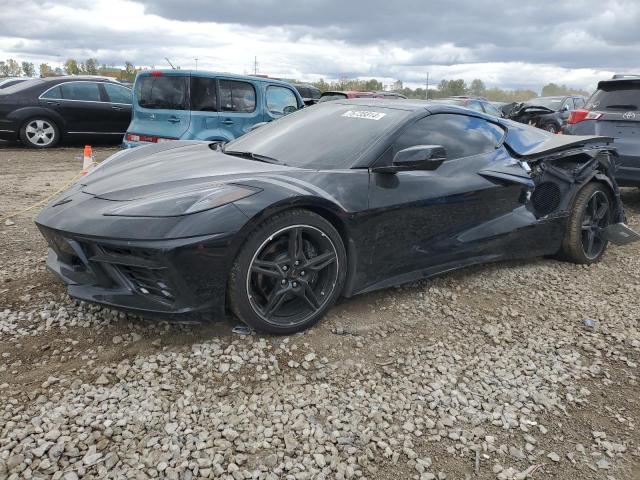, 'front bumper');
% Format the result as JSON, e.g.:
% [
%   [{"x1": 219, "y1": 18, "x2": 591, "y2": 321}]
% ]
[{"x1": 39, "y1": 225, "x2": 231, "y2": 320}]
